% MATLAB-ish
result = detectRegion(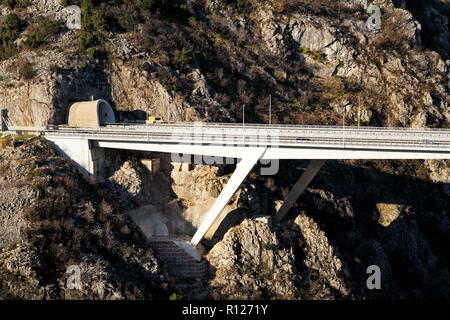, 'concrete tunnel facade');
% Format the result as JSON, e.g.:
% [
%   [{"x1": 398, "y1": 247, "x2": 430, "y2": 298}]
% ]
[{"x1": 67, "y1": 99, "x2": 116, "y2": 127}]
